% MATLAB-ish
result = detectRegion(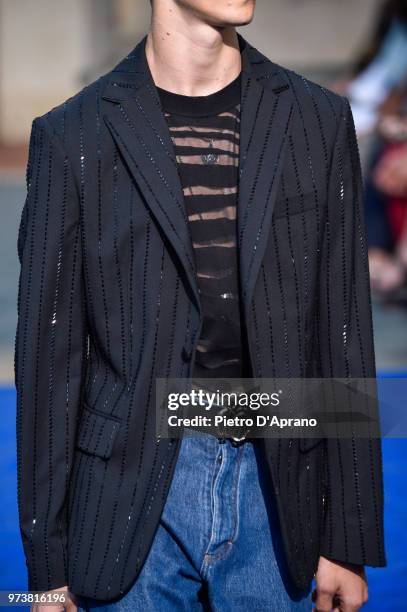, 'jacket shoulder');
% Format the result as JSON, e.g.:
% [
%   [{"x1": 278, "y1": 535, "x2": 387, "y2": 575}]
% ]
[
  {"x1": 247, "y1": 39, "x2": 347, "y2": 131},
  {"x1": 276, "y1": 62, "x2": 345, "y2": 126},
  {"x1": 30, "y1": 72, "x2": 110, "y2": 146},
  {"x1": 284, "y1": 66, "x2": 343, "y2": 107}
]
